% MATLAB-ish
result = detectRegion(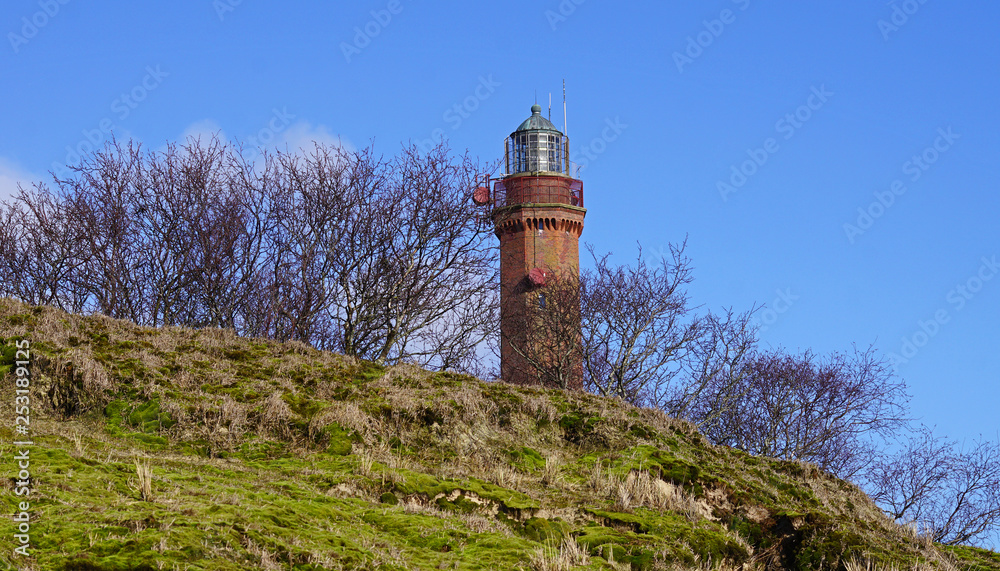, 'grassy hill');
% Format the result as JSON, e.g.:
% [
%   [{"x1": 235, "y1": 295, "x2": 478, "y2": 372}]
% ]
[{"x1": 1, "y1": 298, "x2": 998, "y2": 571}]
